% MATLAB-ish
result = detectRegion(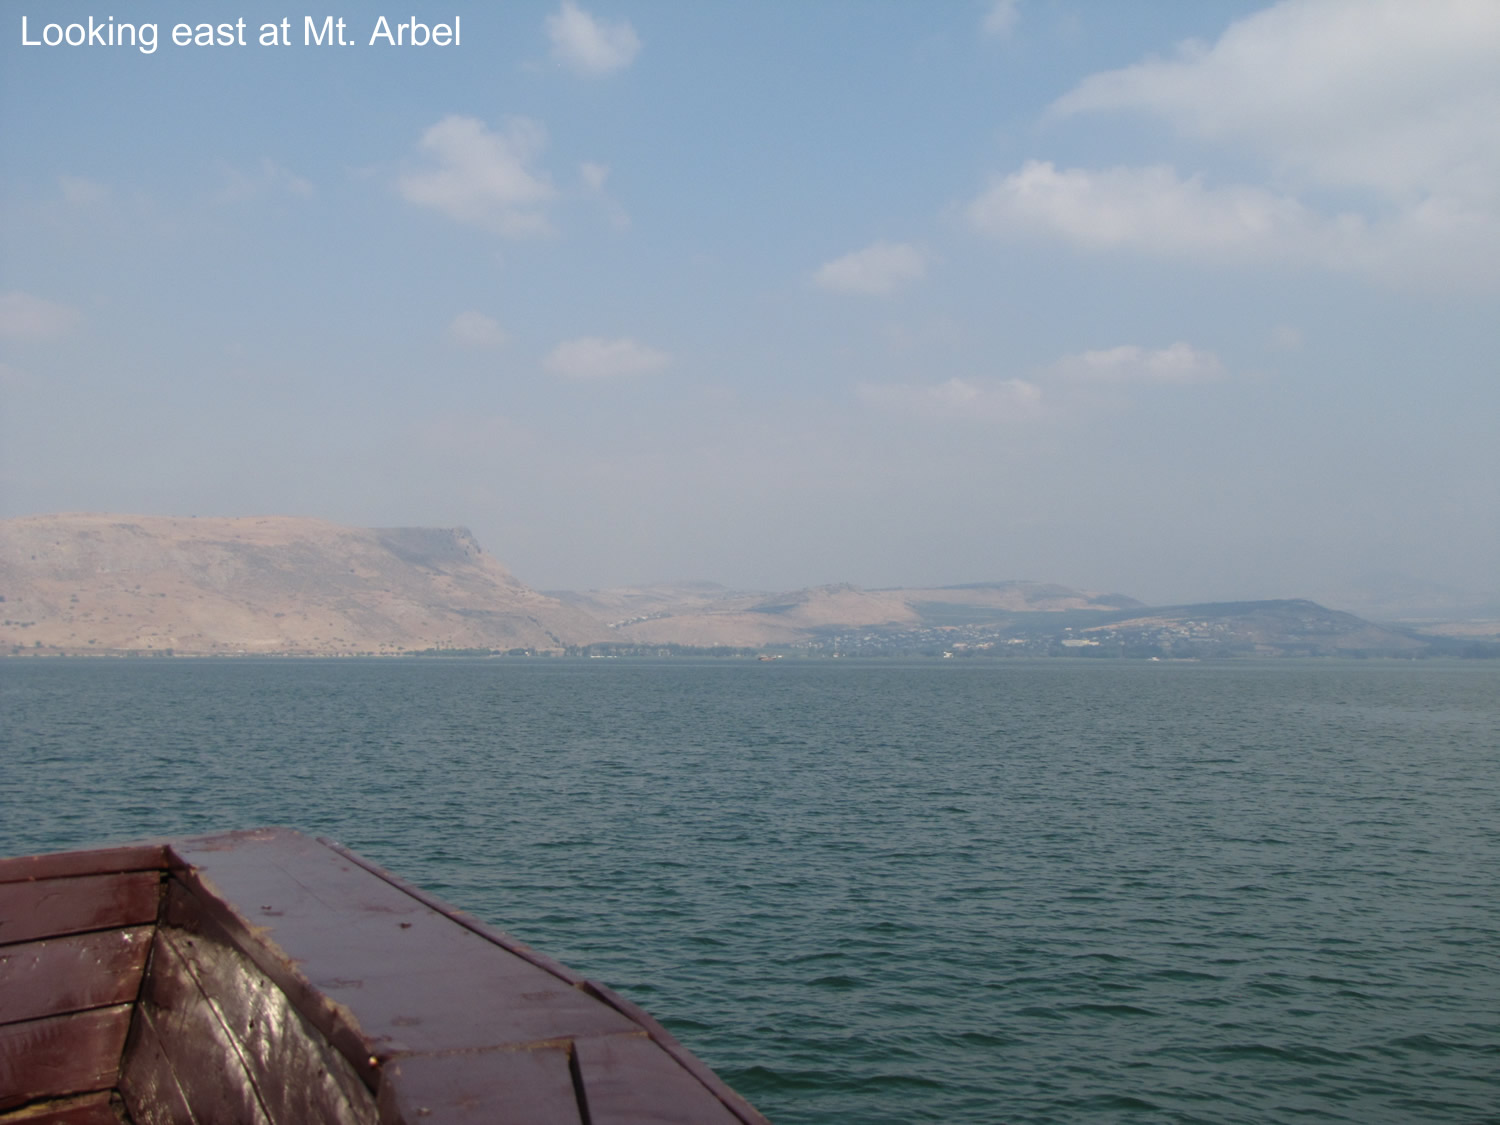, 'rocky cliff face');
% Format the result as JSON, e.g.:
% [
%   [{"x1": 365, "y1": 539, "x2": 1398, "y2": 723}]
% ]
[{"x1": 0, "y1": 514, "x2": 606, "y2": 655}]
